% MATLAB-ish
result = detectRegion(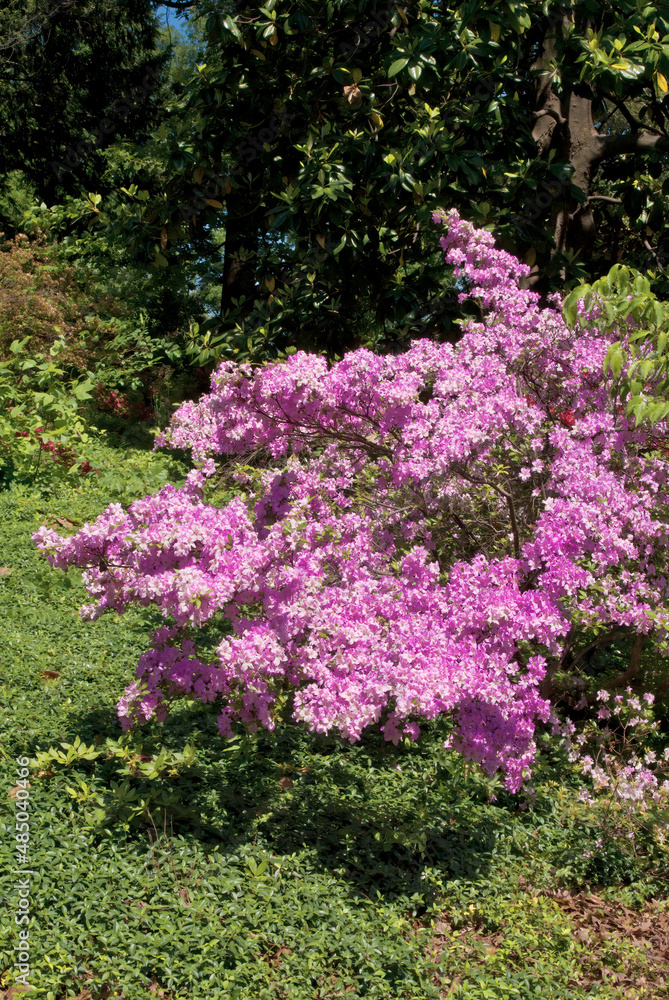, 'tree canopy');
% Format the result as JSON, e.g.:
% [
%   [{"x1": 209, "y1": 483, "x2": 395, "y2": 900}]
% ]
[
  {"x1": 0, "y1": 0, "x2": 166, "y2": 227},
  {"x1": 5, "y1": 1, "x2": 669, "y2": 359}
]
